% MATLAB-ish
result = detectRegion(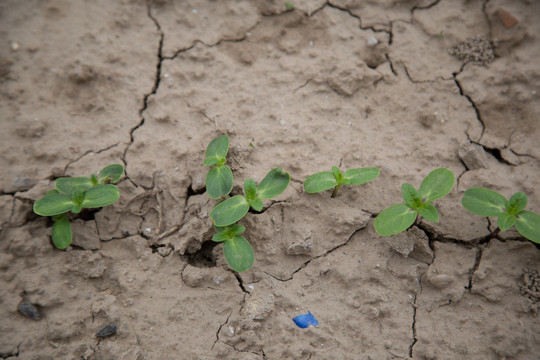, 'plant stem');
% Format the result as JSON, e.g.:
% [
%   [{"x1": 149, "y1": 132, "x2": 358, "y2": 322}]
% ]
[
  {"x1": 331, "y1": 184, "x2": 342, "y2": 198},
  {"x1": 489, "y1": 227, "x2": 501, "y2": 239}
]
